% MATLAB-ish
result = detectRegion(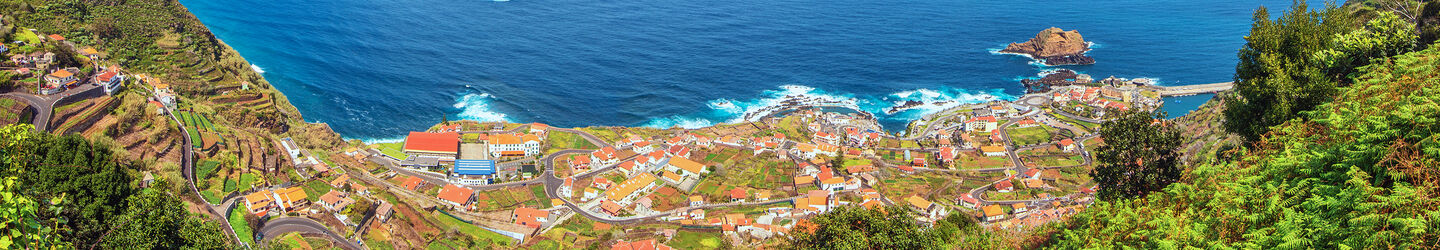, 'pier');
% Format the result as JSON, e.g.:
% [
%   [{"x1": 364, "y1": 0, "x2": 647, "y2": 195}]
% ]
[{"x1": 1149, "y1": 82, "x2": 1234, "y2": 96}]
